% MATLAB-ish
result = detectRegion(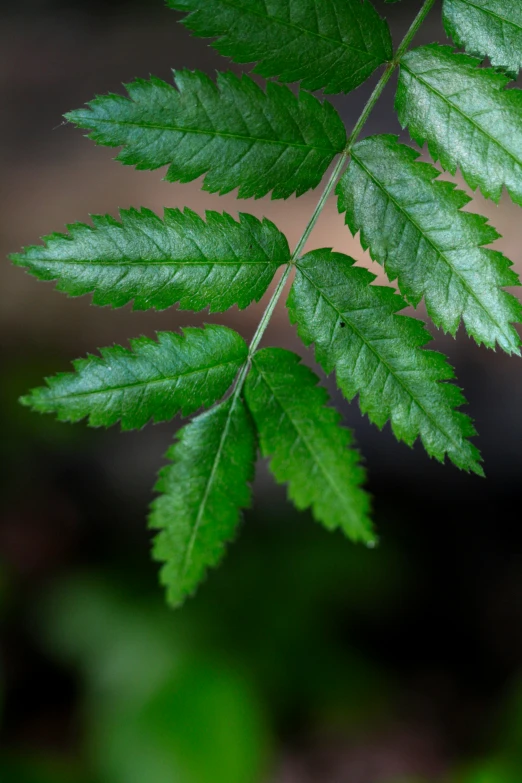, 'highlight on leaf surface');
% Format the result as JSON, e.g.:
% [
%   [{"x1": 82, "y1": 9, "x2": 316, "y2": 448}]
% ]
[
  {"x1": 443, "y1": 0, "x2": 522, "y2": 77},
  {"x1": 337, "y1": 135, "x2": 522, "y2": 354},
  {"x1": 66, "y1": 70, "x2": 346, "y2": 200},
  {"x1": 287, "y1": 250, "x2": 483, "y2": 475},
  {"x1": 168, "y1": 0, "x2": 392, "y2": 95},
  {"x1": 149, "y1": 397, "x2": 256, "y2": 607},
  {"x1": 396, "y1": 44, "x2": 522, "y2": 206},
  {"x1": 245, "y1": 348, "x2": 374, "y2": 545},
  {"x1": 21, "y1": 326, "x2": 247, "y2": 430},
  {"x1": 10, "y1": 208, "x2": 290, "y2": 312}
]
